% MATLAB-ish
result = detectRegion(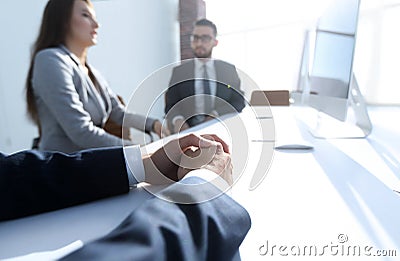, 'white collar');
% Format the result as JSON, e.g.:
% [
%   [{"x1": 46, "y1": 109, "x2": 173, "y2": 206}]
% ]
[{"x1": 194, "y1": 58, "x2": 214, "y2": 70}]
